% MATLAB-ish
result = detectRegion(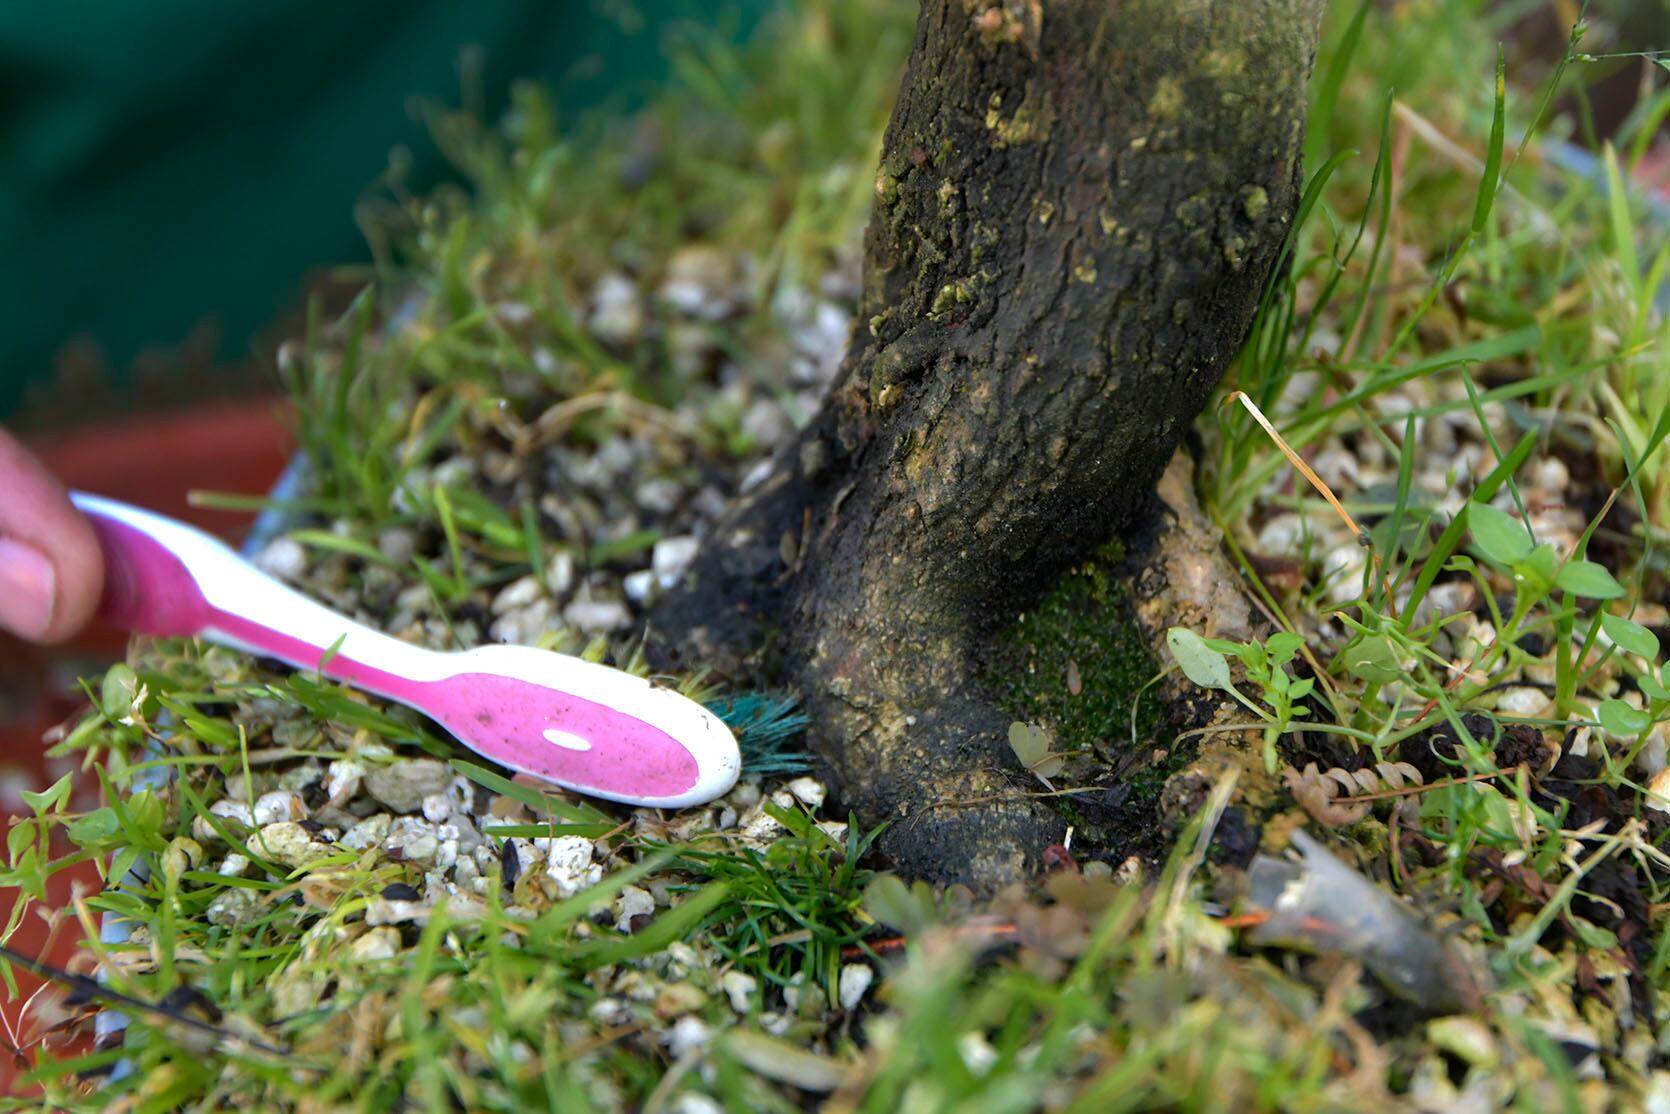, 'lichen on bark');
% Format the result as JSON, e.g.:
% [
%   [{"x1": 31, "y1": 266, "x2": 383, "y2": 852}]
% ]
[{"x1": 654, "y1": 0, "x2": 1326, "y2": 886}]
